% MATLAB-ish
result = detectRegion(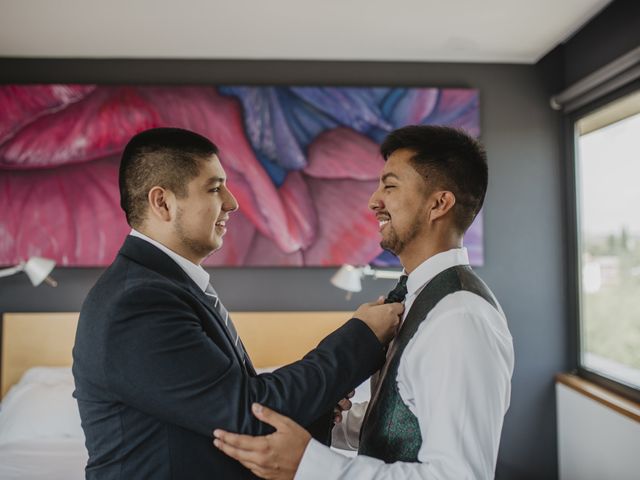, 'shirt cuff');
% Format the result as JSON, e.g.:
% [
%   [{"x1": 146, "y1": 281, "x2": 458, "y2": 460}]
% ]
[
  {"x1": 331, "y1": 401, "x2": 366, "y2": 450},
  {"x1": 295, "y1": 439, "x2": 351, "y2": 480}
]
